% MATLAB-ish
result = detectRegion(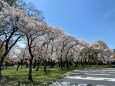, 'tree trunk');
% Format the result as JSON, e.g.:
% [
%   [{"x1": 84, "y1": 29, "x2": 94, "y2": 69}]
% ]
[
  {"x1": 36, "y1": 63, "x2": 40, "y2": 71},
  {"x1": 0, "y1": 61, "x2": 2, "y2": 79},
  {"x1": 0, "y1": 55, "x2": 5, "y2": 79},
  {"x1": 44, "y1": 60, "x2": 47, "y2": 73},
  {"x1": 50, "y1": 59, "x2": 53, "y2": 68},
  {"x1": 21, "y1": 65, "x2": 22, "y2": 69},
  {"x1": 16, "y1": 65, "x2": 19, "y2": 71},
  {"x1": 66, "y1": 59, "x2": 69, "y2": 69},
  {"x1": 60, "y1": 59, "x2": 63, "y2": 70},
  {"x1": 28, "y1": 60, "x2": 32, "y2": 81}
]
